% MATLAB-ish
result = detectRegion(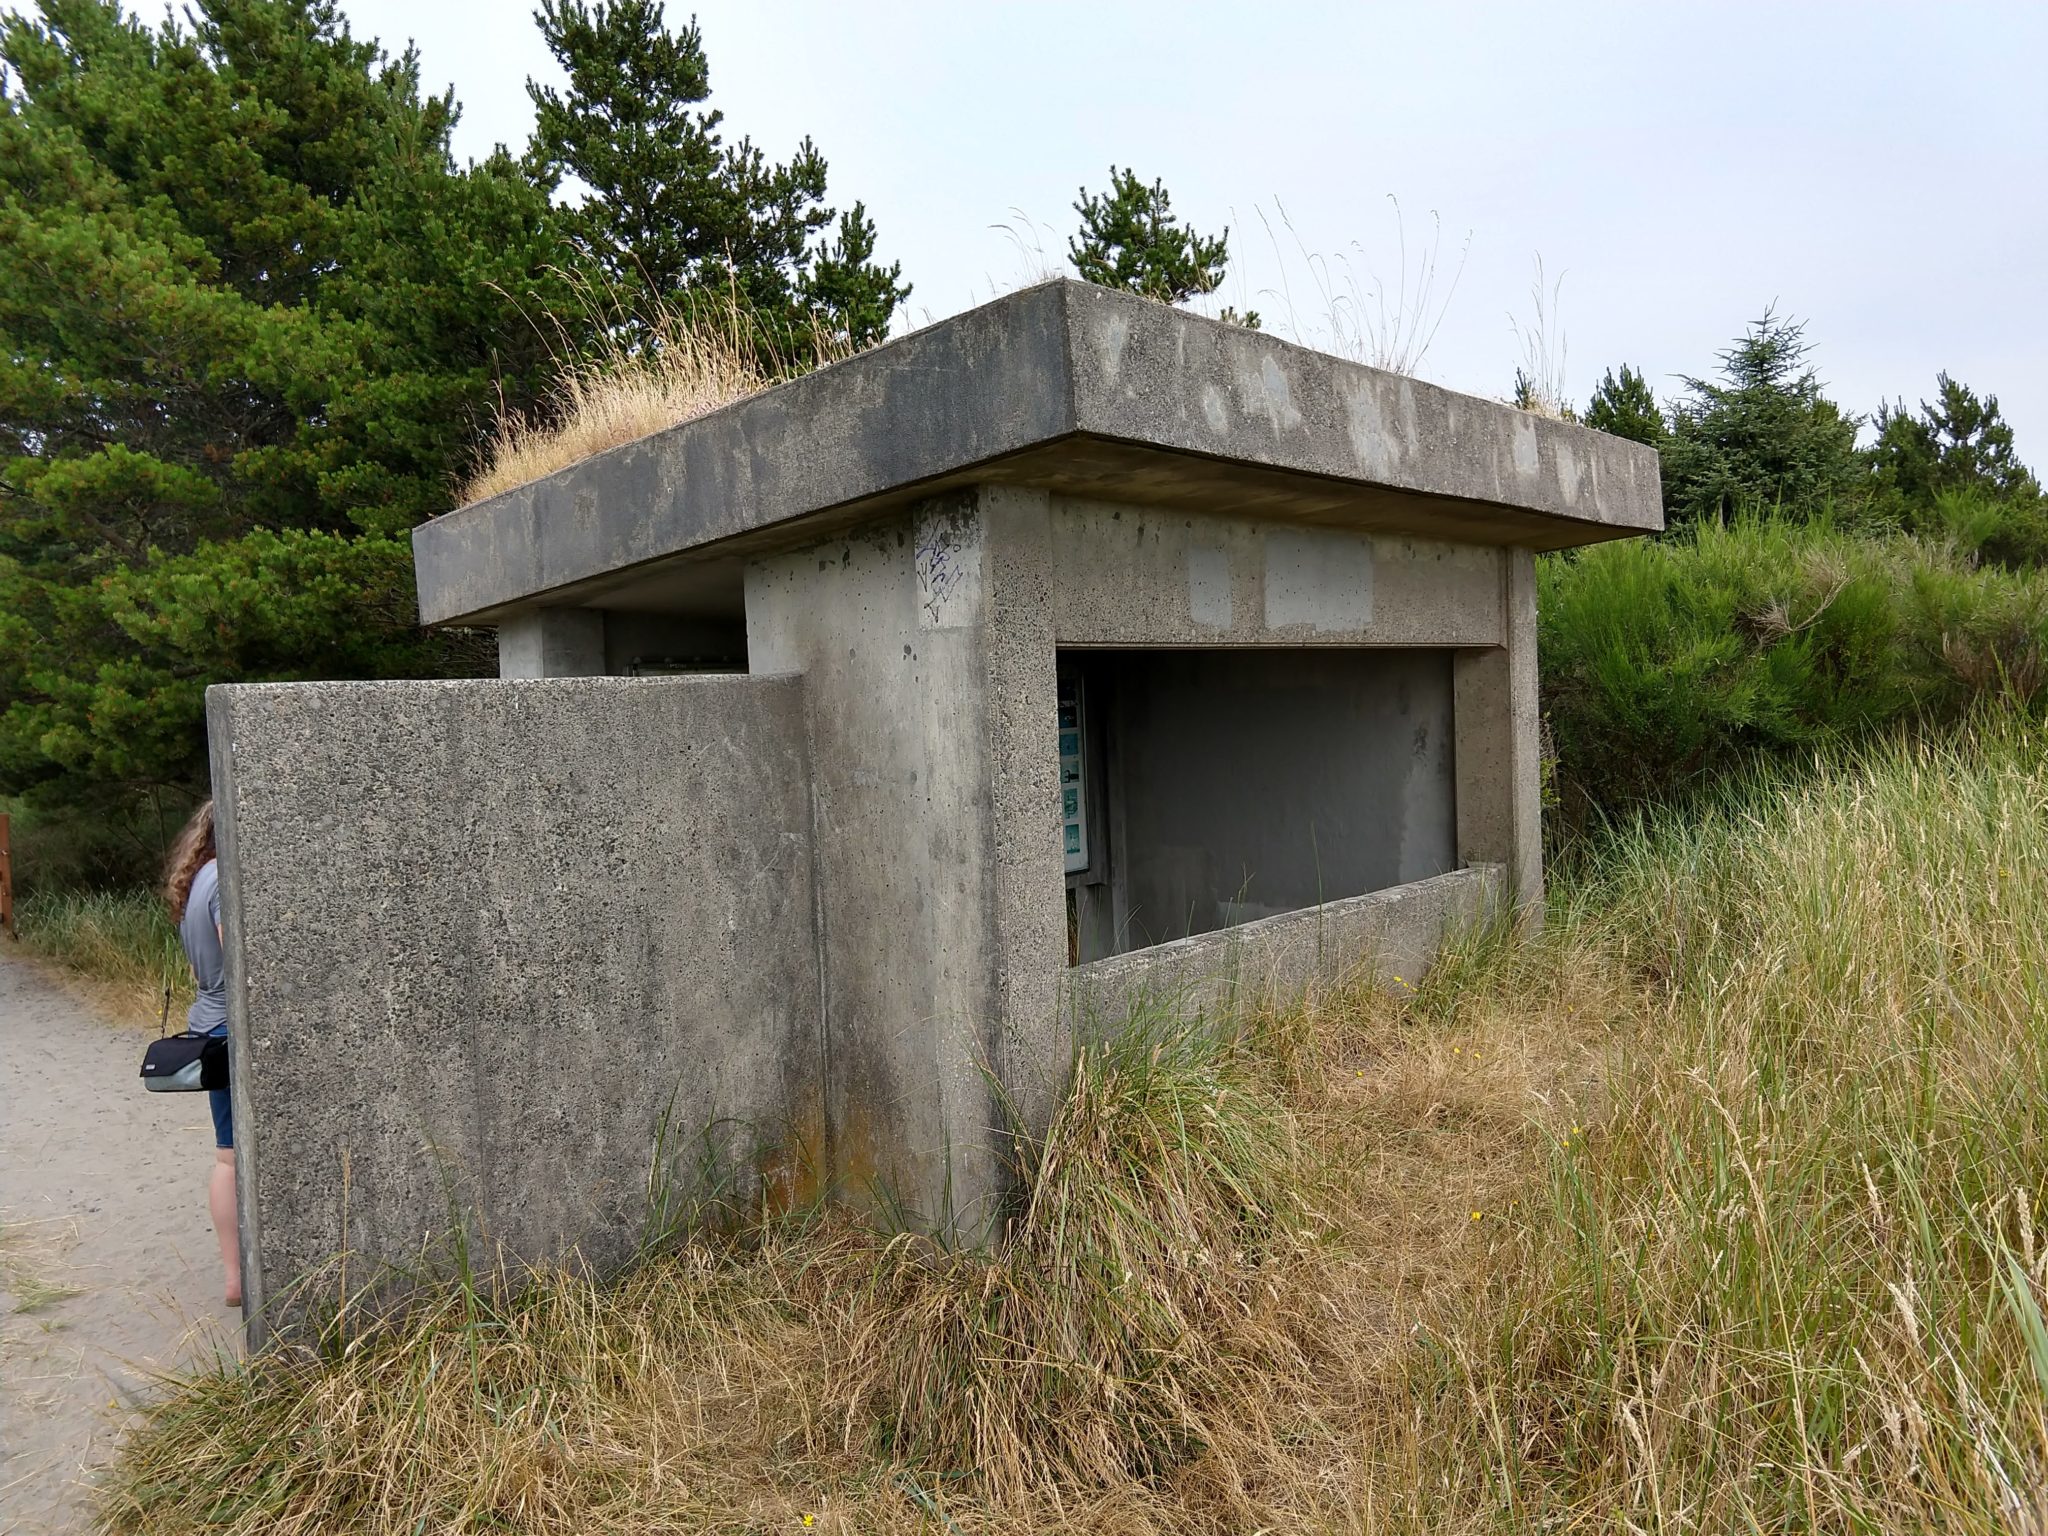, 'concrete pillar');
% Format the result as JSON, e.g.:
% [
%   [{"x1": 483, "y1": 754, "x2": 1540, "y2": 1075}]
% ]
[
  {"x1": 497, "y1": 608, "x2": 606, "y2": 678},
  {"x1": 741, "y1": 486, "x2": 1063, "y2": 1236},
  {"x1": 1452, "y1": 547, "x2": 1544, "y2": 919}
]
